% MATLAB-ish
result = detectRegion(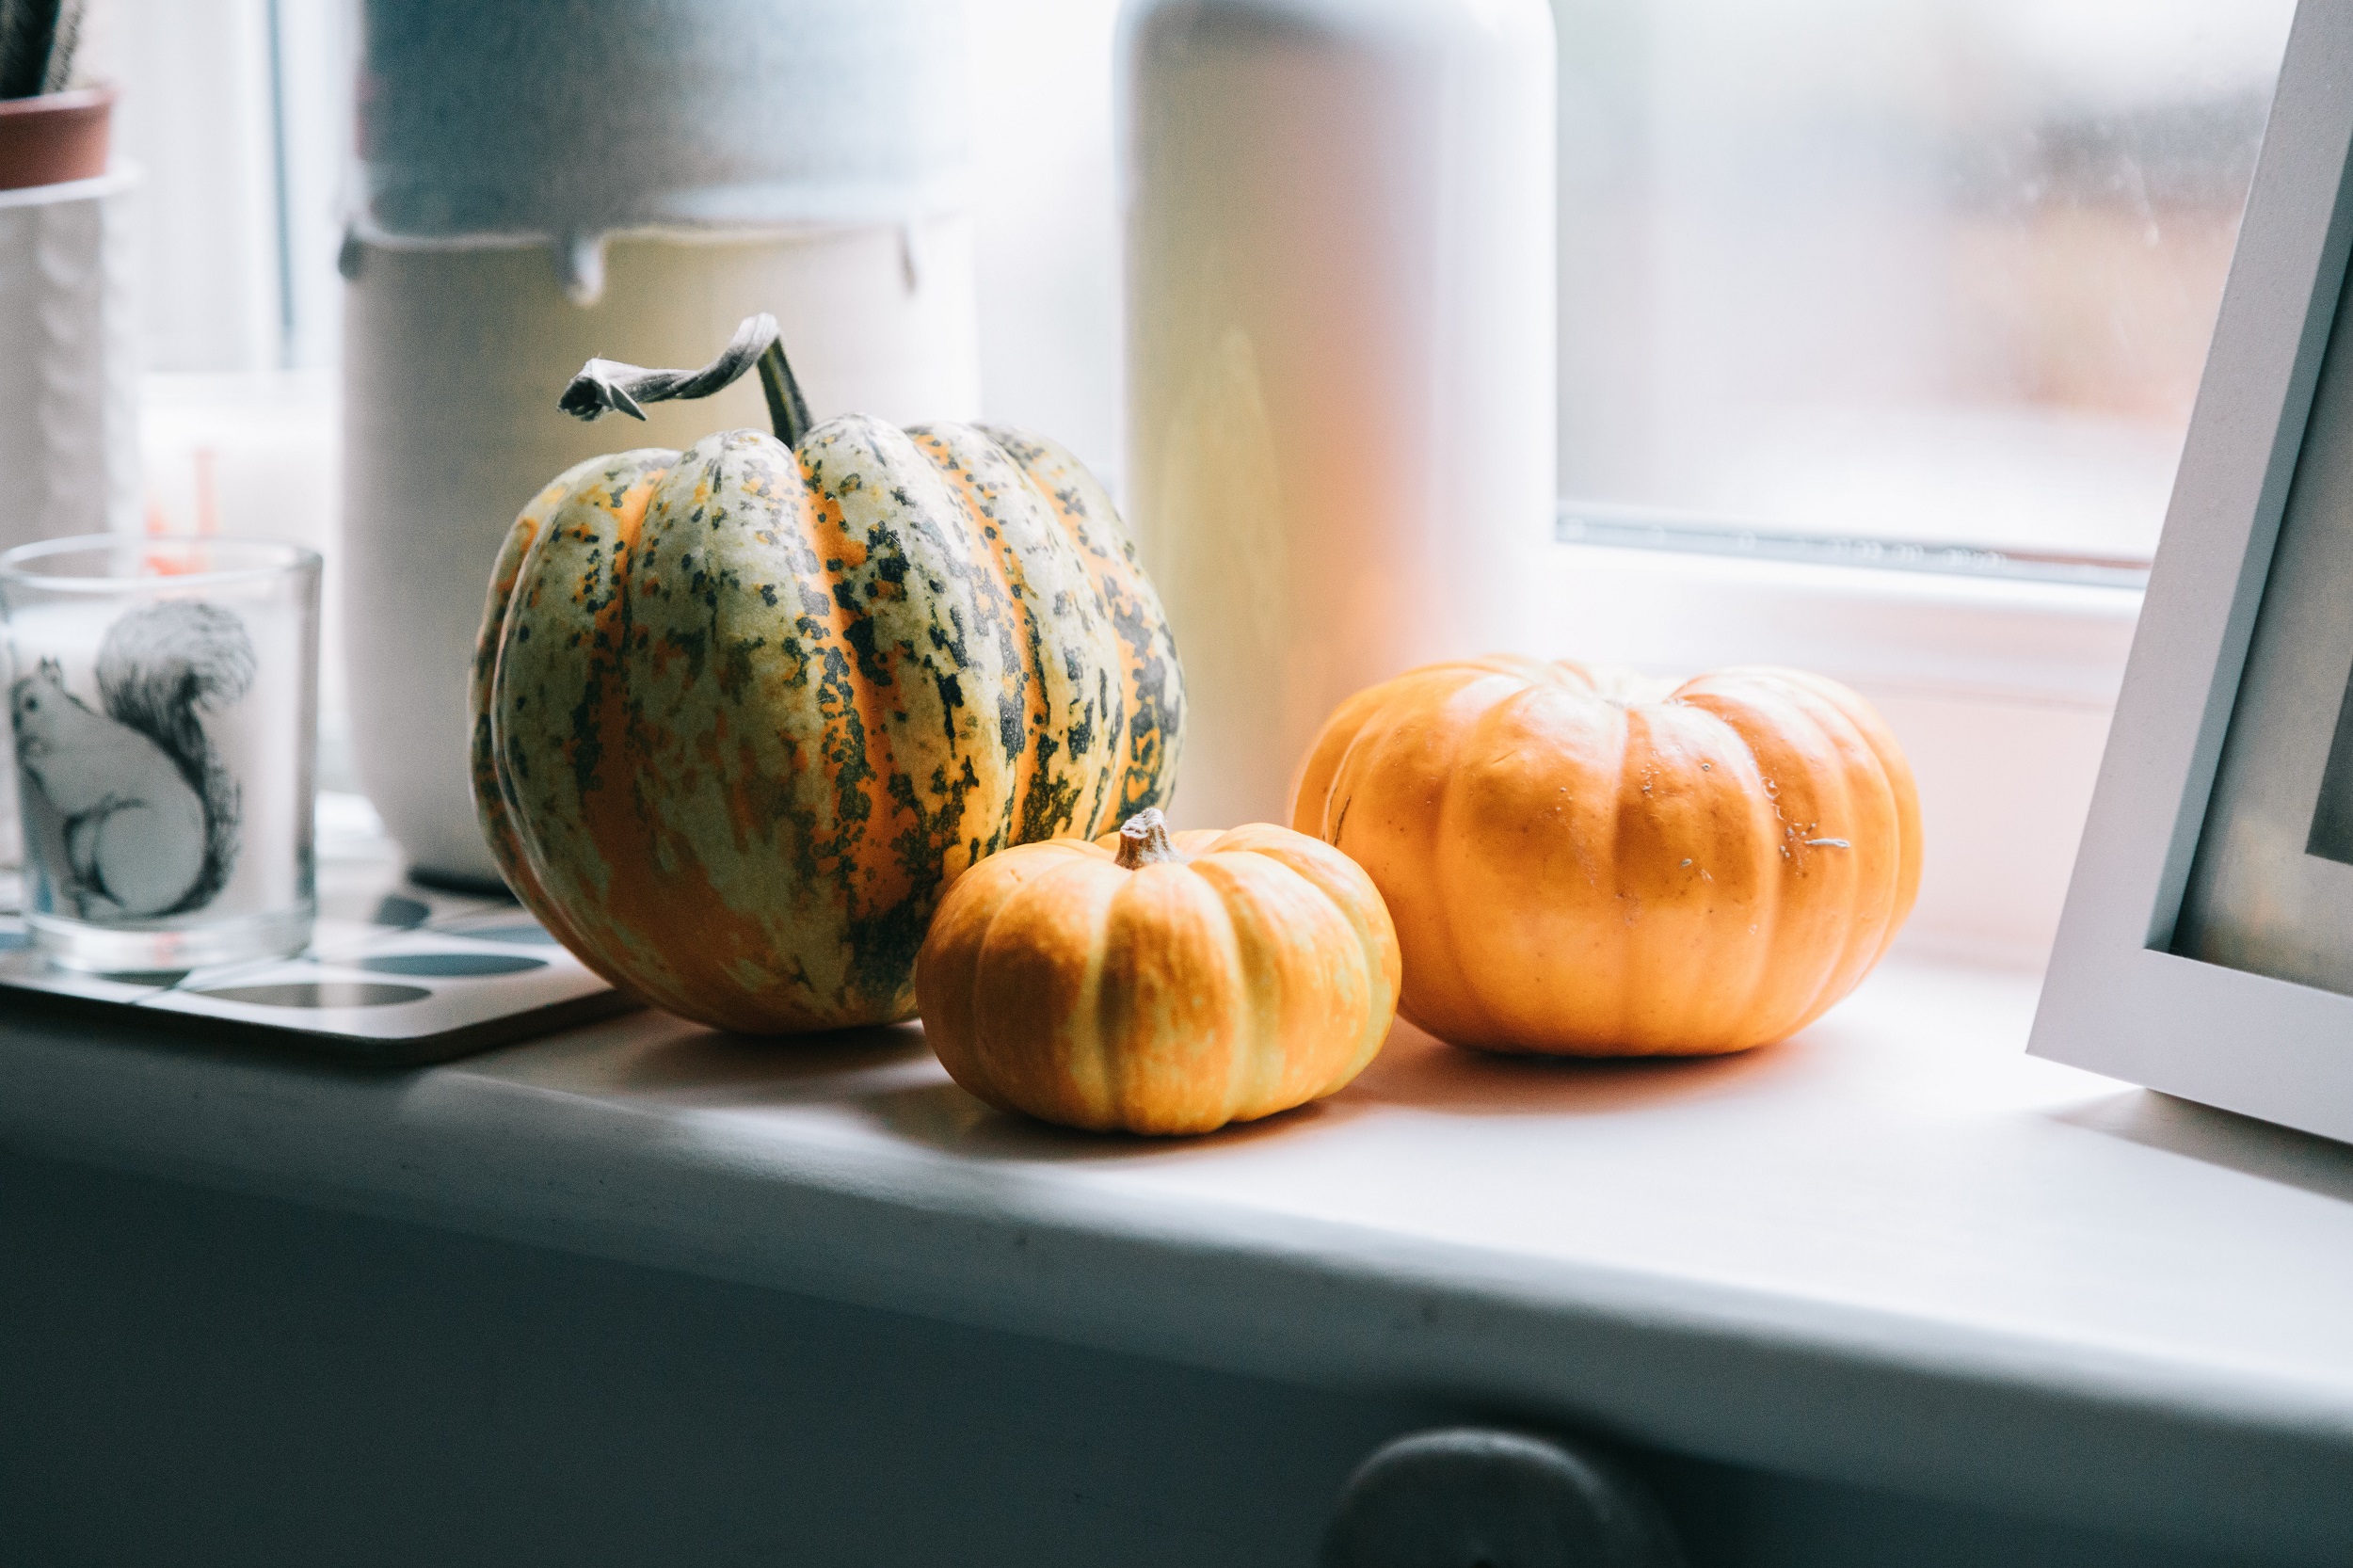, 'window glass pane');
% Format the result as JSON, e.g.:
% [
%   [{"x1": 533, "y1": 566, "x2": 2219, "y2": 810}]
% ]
[{"x1": 1556, "y1": 0, "x2": 2296, "y2": 560}]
